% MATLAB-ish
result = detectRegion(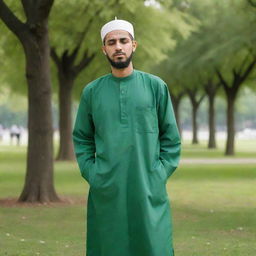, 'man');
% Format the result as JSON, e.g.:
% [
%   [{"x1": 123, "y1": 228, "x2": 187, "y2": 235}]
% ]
[{"x1": 73, "y1": 18, "x2": 181, "y2": 256}]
